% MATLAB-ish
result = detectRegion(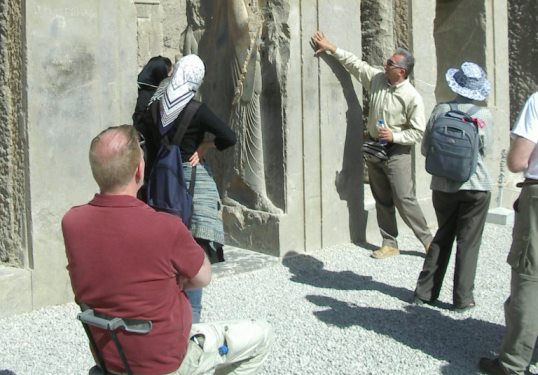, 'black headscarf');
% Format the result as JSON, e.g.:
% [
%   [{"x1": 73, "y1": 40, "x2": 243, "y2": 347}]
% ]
[
  {"x1": 132, "y1": 56, "x2": 172, "y2": 199},
  {"x1": 137, "y1": 56, "x2": 171, "y2": 92}
]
